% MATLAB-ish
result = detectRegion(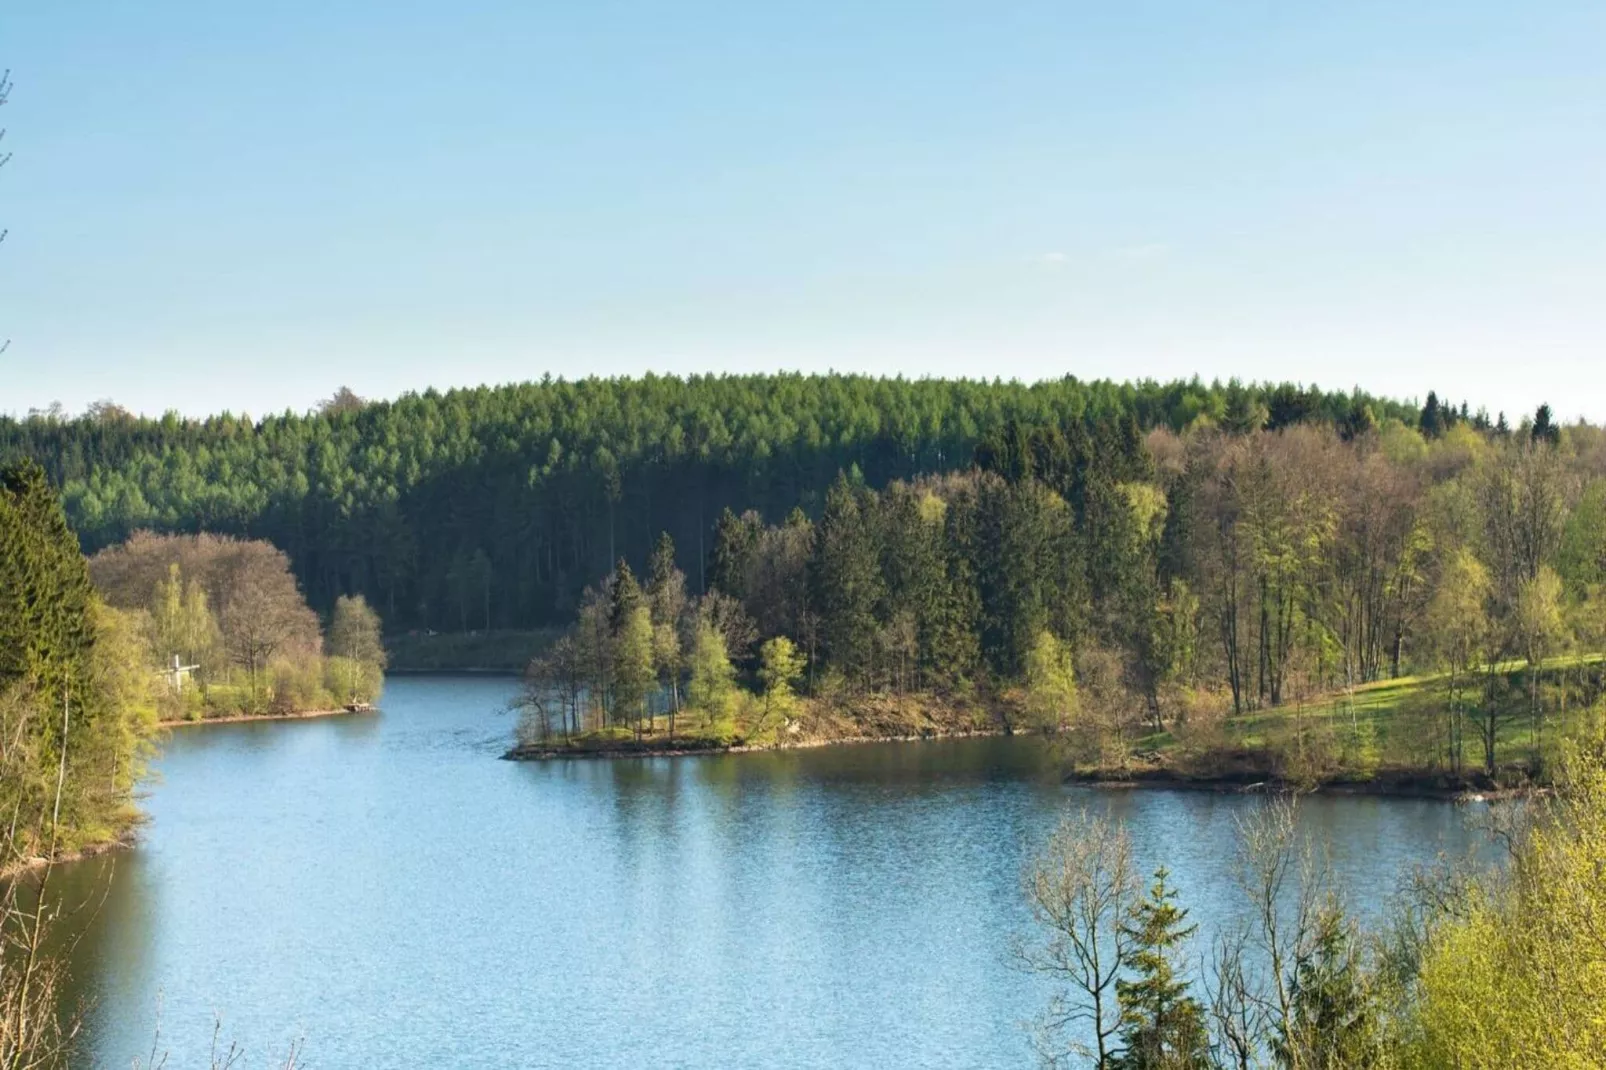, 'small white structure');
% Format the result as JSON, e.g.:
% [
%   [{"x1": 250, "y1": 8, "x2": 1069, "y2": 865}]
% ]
[{"x1": 162, "y1": 654, "x2": 200, "y2": 692}]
